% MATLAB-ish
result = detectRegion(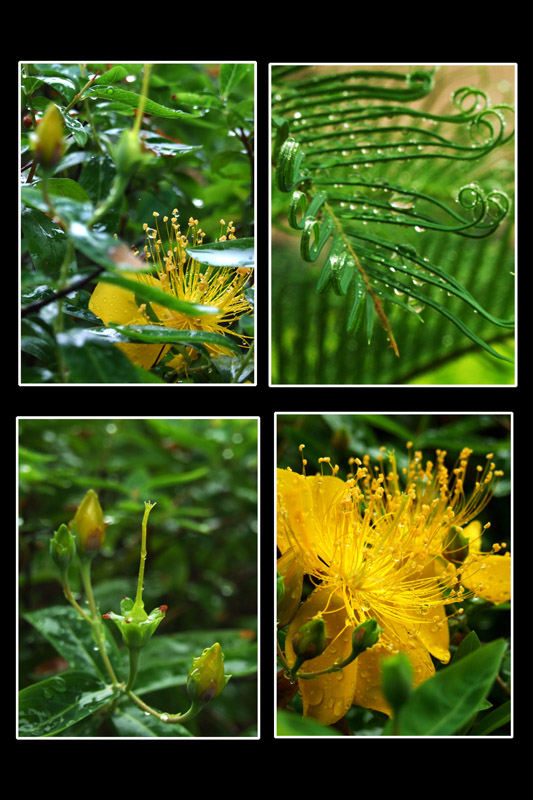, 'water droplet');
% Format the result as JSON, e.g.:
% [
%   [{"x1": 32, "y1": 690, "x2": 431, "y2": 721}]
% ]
[{"x1": 308, "y1": 687, "x2": 324, "y2": 706}]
